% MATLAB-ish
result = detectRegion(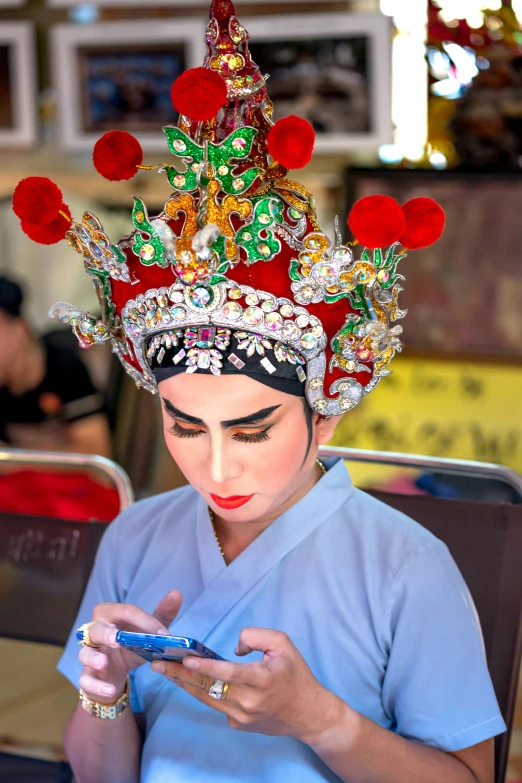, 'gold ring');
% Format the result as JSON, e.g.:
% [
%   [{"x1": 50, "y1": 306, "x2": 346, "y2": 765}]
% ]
[
  {"x1": 222, "y1": 682, "x2": 230, "y2": 700},
  {"x1": 76, "y1": 621, "x2": 100, "y2": 648}
]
